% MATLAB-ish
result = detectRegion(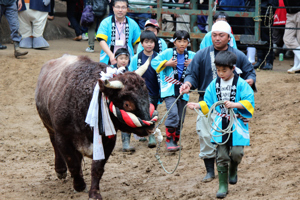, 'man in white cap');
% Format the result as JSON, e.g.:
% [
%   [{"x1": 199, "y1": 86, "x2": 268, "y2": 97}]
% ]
[{"x1": 179, "y1": 20, "x2": 256, "y2": 184}]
